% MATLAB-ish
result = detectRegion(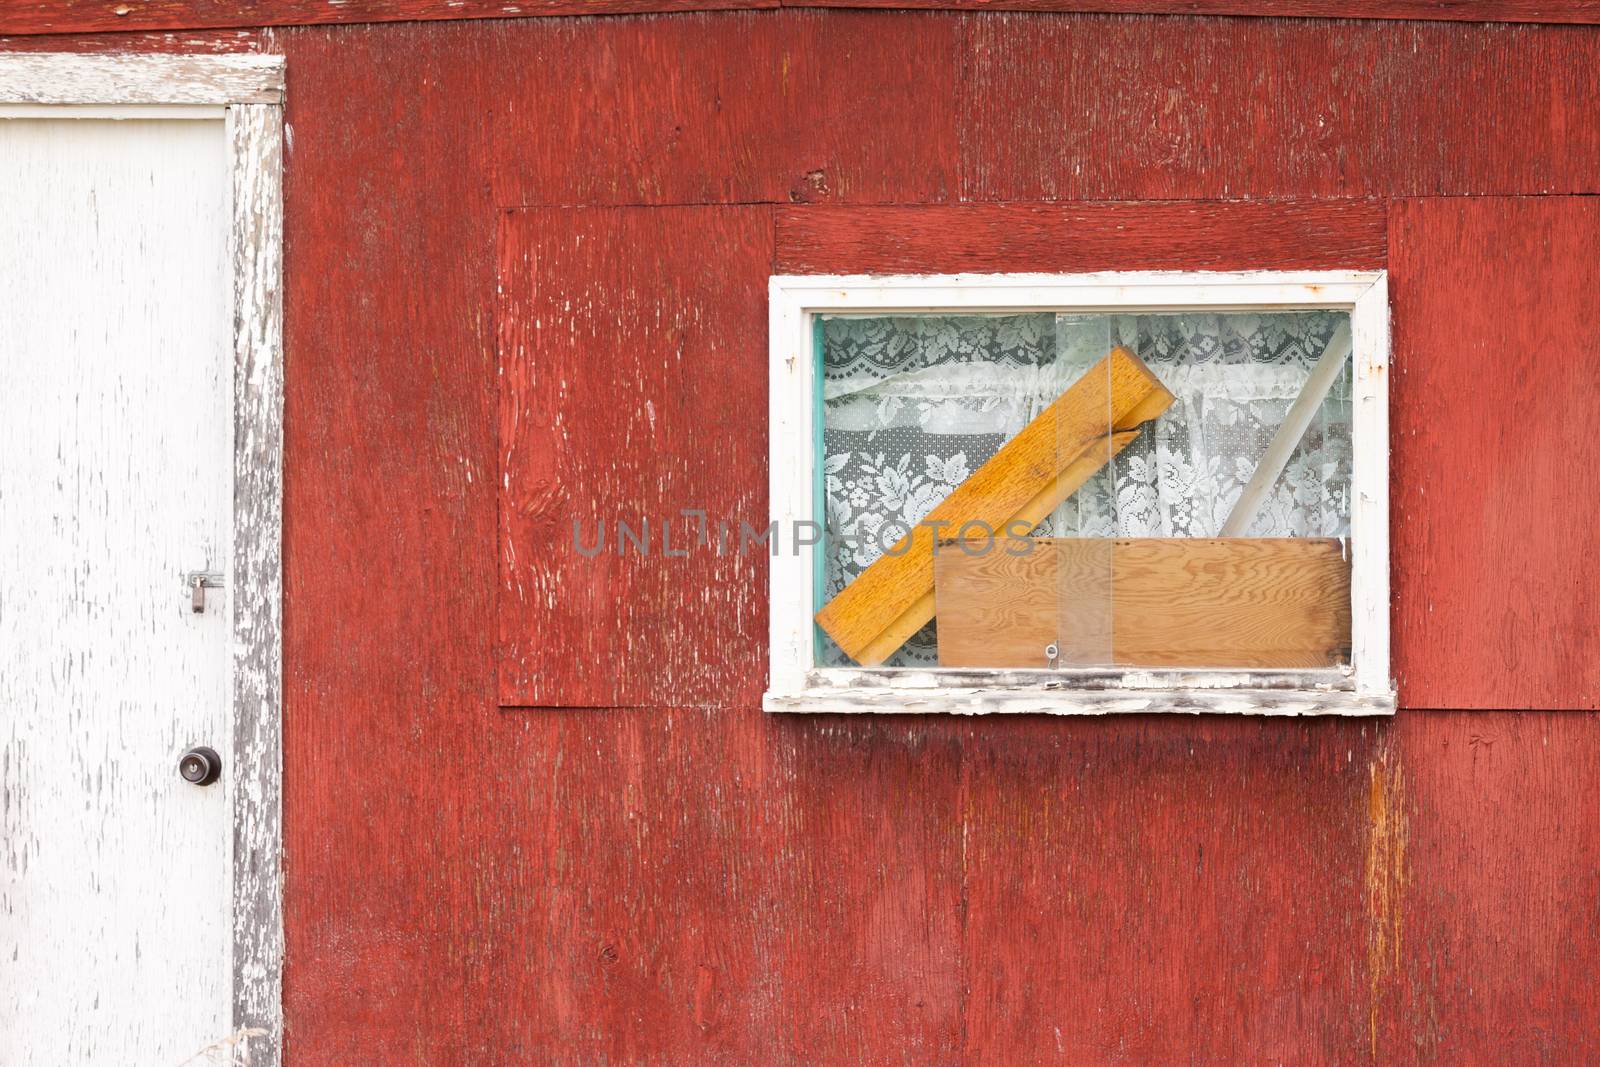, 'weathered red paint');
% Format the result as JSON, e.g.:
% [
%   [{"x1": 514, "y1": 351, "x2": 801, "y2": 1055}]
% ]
[
  {"x1": 7, "y1": 11, "x2": 1600, "y2": 1066},
  {"x1": 1390, "y1": 197, "x2": 1600, "y2": 710},
  {"x1": 777, "y1": 200, "x2": 1389, "y2": 274},
  {"x1": 962, "y1": 15, "x2": 1600, "y2": 201},
  {"x1": 498, "y1": 206, "x2": 771, "y2": 707},
  {"x1": 5, "y1": 0, "x2": 1600, "y2": 38},
  {"x1": 489, "y1": 11, "x2": 961, "y2": 208}
]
